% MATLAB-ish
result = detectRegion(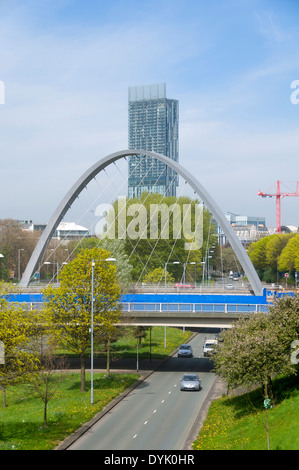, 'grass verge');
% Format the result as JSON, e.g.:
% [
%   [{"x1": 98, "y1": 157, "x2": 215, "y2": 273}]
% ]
[
  {"x1": 0, "y1": 326, "x2": 192, "y2": 450},
  {"x1": 0, "y1": 372, "x2": 138, "y2": 450},
  {"x1": 192, "y1": 373, "x2": 299, "y2": 450}
]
